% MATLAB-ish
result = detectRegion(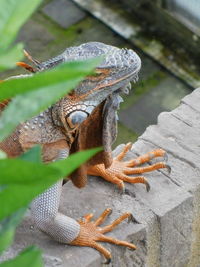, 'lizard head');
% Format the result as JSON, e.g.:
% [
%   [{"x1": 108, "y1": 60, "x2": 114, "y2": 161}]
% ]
[
  {"x1": 60, "y1": 42, "x2": 141, "y2": 100},
  {"x1": 17, "y1": 42, "x2": 141, "y2": 128},
  {"x1": 46, "y1": 42, "x2": 141, "y2": 131},
  {"x1": 17, "y1": 42, "x2": 141, "y2": 147}
]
